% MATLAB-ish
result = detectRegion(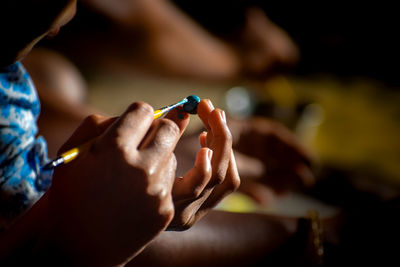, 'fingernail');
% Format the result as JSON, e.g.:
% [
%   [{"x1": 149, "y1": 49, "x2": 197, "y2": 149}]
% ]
[
  {"x1": 205, "y1": 99, "x2": 215, "y2": 109},
  {"x1": 220, "y1": 110, "x2": 226, "y2": 123},
  {"x1": 207, "y1": 149, "x2": 213, "y2": 161},
  {"x1": 200, "y1": 131, "x2": 208, "y2": 147}
]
